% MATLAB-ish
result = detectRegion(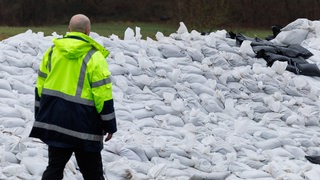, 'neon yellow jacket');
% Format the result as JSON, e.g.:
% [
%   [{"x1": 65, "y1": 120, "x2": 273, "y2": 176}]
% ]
[{"x1": 30, "y1": 32, "x2": 117, "y2": 151}]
